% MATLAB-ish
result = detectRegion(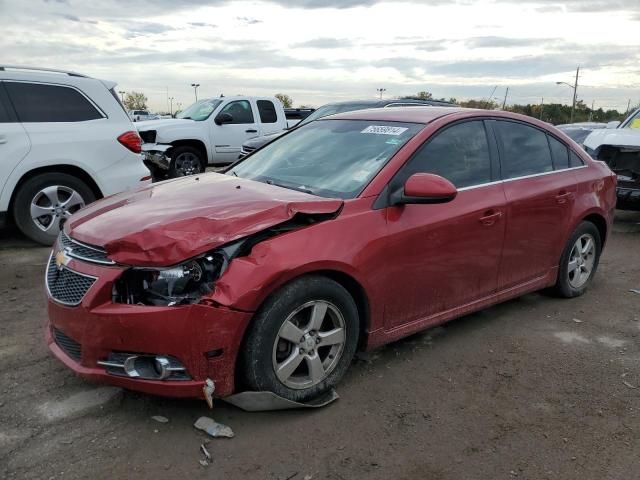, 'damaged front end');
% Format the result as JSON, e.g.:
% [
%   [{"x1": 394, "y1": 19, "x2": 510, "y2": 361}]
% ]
[
  {"x1": 587, "y1": 144, "x2": 640, "y2": 210},
  {"x1": 141, "y1": 143, "x2": 172, "y2": 175}
]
